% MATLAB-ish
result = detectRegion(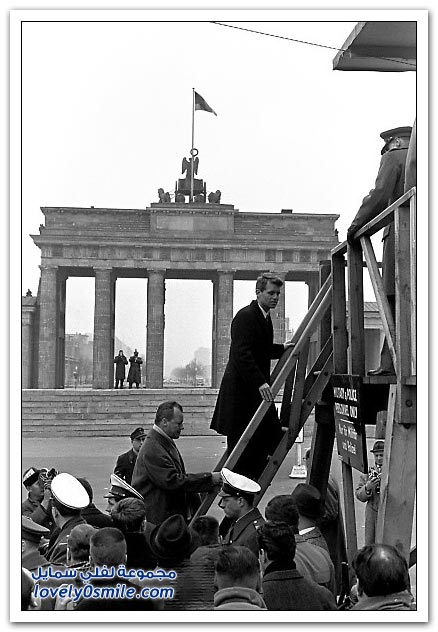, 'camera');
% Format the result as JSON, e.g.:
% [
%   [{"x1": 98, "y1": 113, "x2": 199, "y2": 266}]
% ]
[
  {"x1": 368, "y1": 466, "x2": 381, "y2": 493},
  {"x1": 38, "y1": 467, "x2": 58, "y2": 488}
]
